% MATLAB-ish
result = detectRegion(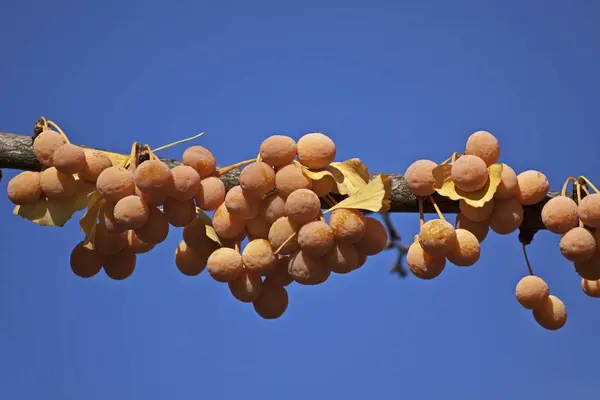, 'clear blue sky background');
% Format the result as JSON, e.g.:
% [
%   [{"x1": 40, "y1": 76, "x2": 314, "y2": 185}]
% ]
[{"x1": 1, "y1": 1, "x2": 599, "y2": 399}]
